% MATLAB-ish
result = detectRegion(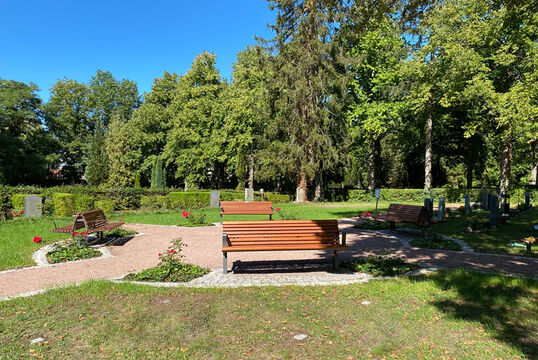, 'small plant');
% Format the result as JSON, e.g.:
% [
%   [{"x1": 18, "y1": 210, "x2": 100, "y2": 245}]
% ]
[
  {"x1": 47, "y1": 231, "x2": 101, "y2": 263},
  {"x1": 342, "y1": 256, "x2": 418, "y2": 277},
  {"x1": 410, "y1": 233, "x2": 462, "y2": 251},
  {"x1": 104, "y1": 228, "x2": 137, "y2": 237},
  {"x1": 125, "y1": 238, "x2": 210, "y2": 282},
  {"x1": 274, "y1": 207, "x2": 299, "y2": 220},
  {"x1": 464, "y1": 214, "x2": 489, "y2": 230},
  {"x1": 181, "y1": 210, "x2": 207, "y2": 226},
  {"x1": 354, "y1": 220, "x2": 391, "y2": 231},
  {"x1": 522, "y1": 236, "x2": 535, "y2": 252},
  {"x1": 357, "y1": 211, "x2": 372, "y2": 218}
]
